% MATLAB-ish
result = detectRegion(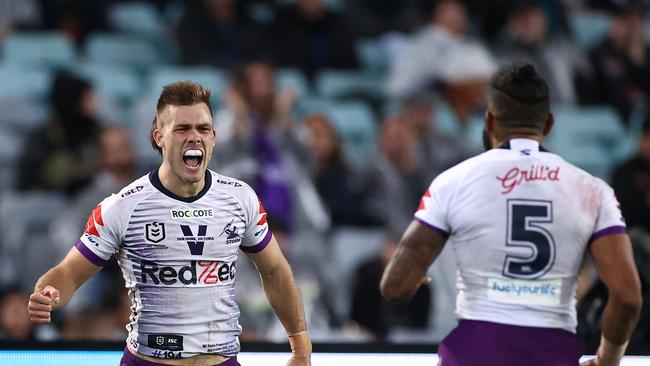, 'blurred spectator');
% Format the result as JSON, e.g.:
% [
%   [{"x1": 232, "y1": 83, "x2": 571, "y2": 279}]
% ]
[
  {"x1": 213, "y1": 60, "x2": 328, "y2": 232},
  {"x1": 0, "y1": 0, "x2": 40, "y2": 41},
  {"x1": 271, "y1": 0, "x2": 359, "y2": 78},
  {"x1": 399, "y1": 94, "x2": 474, "y2": 171},
  {"x1": 588, "y1": 4, "x2": 650, "y2": 122},
  {"x1": 301, "y1": 113, "x2": 382, "y2": 227},
  {"x1": 612, "y1": 116, "x2": 650, "y2": 232},
  {"x1": 386, "y1": 0, "x2": 496, "y2": 122},
  {"x1": 39, "y1": 0, "x2": 109, "y2": 44},
  {"x1": 371, "y1": 117, "x2": 431, "y2": 234},
  {"x1": 176, "y1": 0, "x2": 269, "y2": 70},
  {"x1": 49, "y1": 127, "x2": 138, "y2": 258},
  {"x1": 349, "y1": 233, "x2": 431, "y2": 340},
  {"x1": 345, "y1": 0, "x2": 425, "y2": 36},
  {"x1": 494, "y1": 2, "x2": 591, "y2": 105},
  {"x1": 0, "y1": 287, "x2": 34, "y2": 340},
  {"x1": 17, "y1": 71, "x2": 102, "y2": 196}
]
